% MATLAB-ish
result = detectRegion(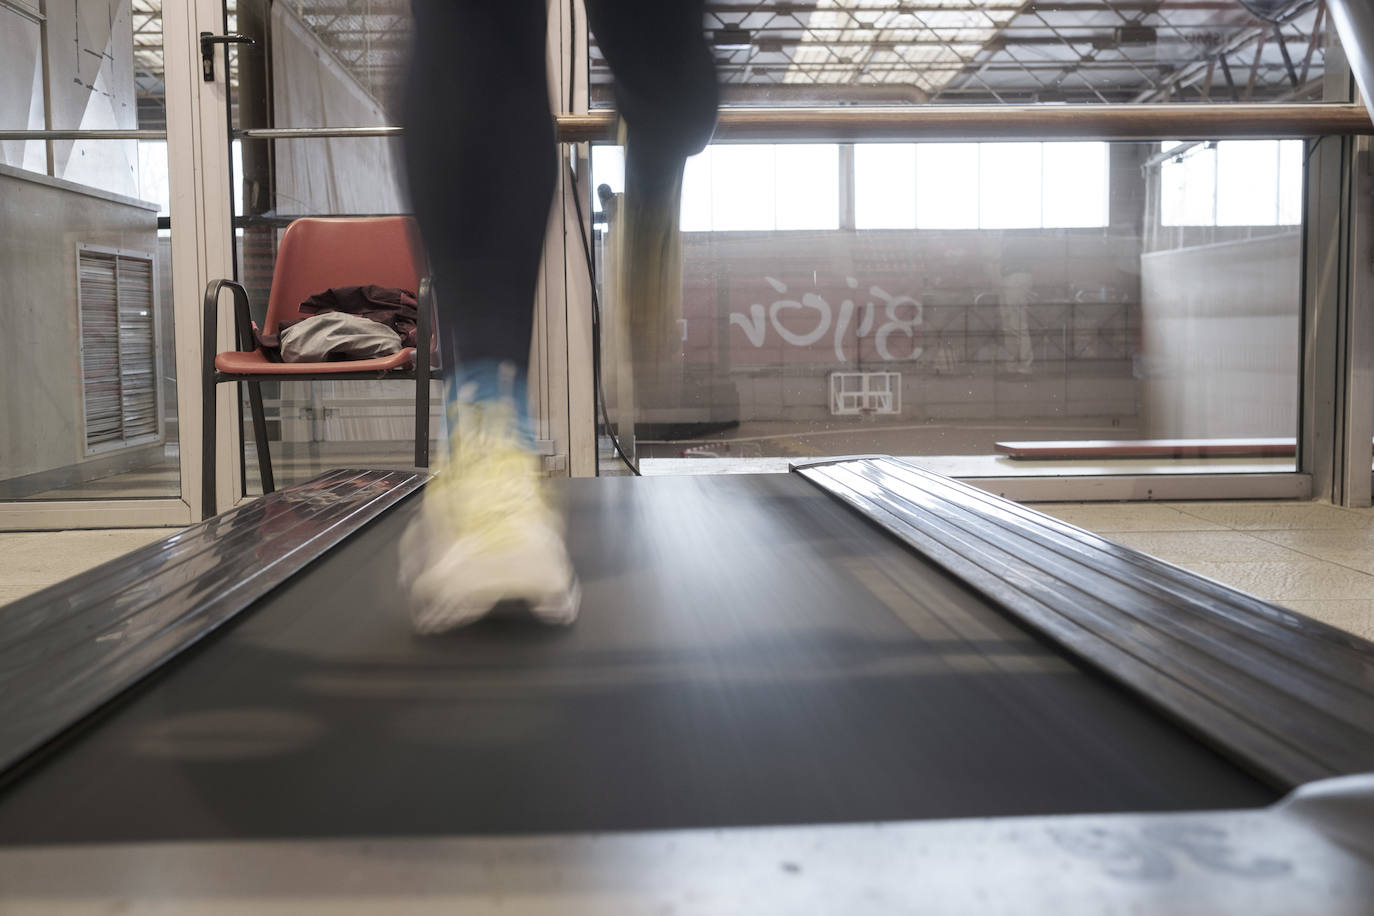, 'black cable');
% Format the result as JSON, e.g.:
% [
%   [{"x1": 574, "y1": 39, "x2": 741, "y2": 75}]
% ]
[{"x1": 569, "y1": 156, "x2": 641, "y2": 476}]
